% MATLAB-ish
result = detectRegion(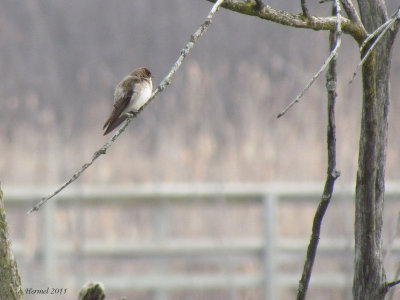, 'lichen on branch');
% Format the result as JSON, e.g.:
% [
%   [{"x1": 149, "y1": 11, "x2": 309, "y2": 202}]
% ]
[{"x1": 206, "y1": 0, "x2": 366, "y2": 42}]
